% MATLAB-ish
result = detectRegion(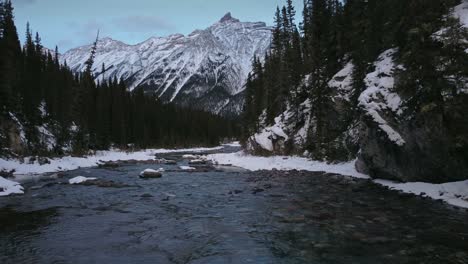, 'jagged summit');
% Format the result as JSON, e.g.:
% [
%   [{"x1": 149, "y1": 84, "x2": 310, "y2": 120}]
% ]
[{"x1": 219, "y1": 12, "x2": 240, "y2": 23}]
